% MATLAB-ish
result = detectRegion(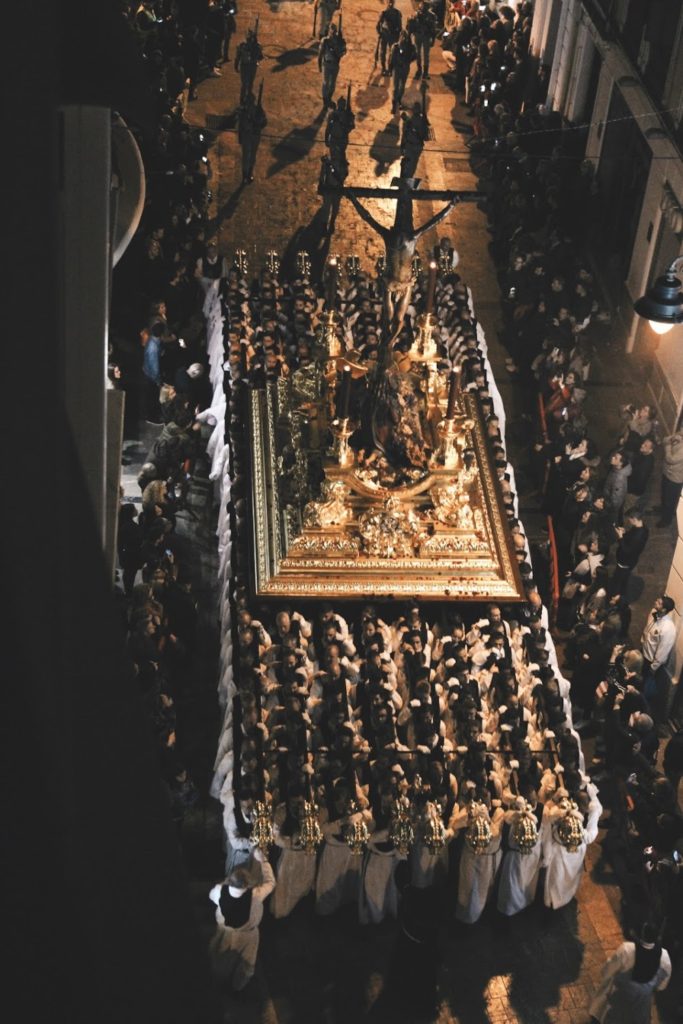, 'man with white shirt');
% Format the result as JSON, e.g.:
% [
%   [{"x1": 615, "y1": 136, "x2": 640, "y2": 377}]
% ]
[{"x1": 640, "y1": 595, "x2": 676, "y2": 722}]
